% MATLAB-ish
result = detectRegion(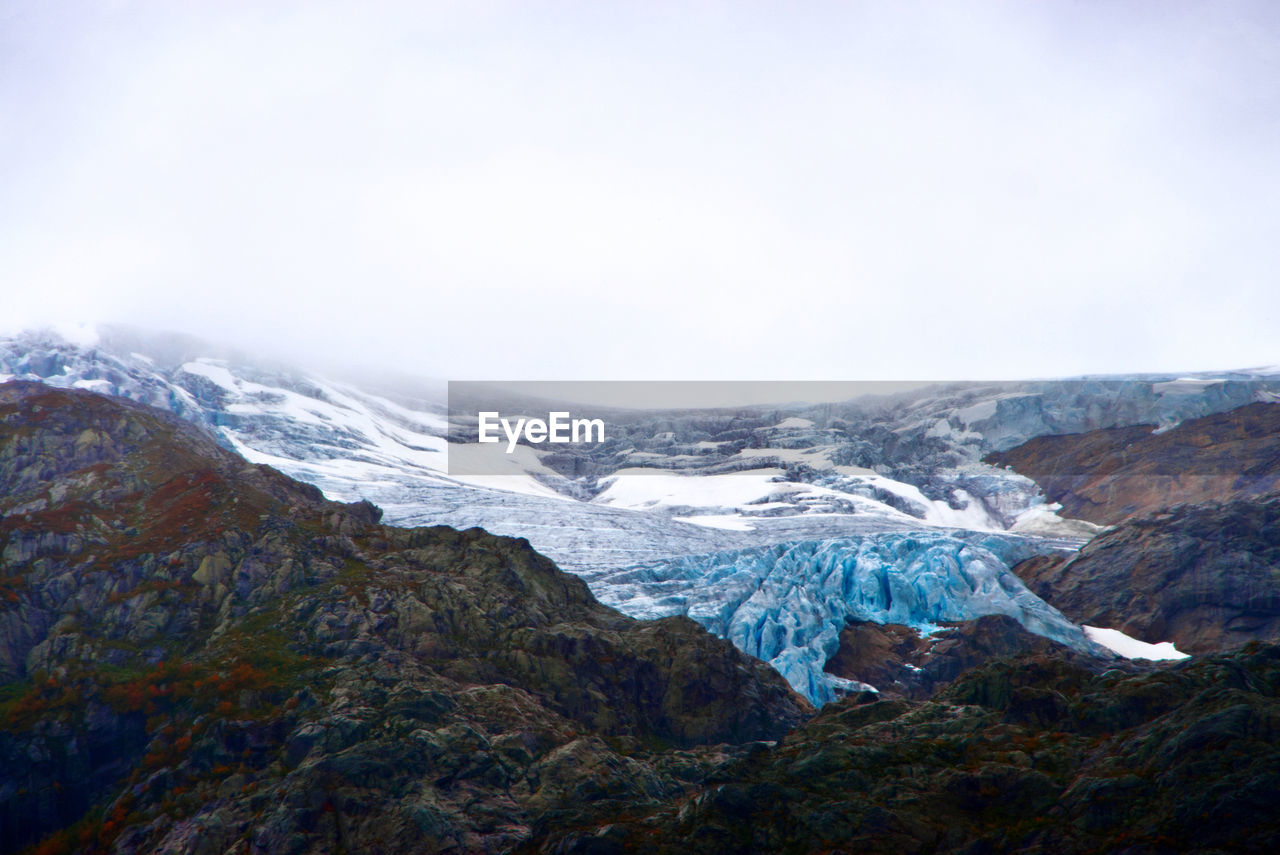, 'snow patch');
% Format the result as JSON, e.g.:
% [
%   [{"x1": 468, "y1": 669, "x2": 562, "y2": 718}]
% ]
[
  {"x1": 827, "y1": 675, "x2": 879, "y2": 696},
  {"x1": 926, "y1": 419, "x2": 953, "y2": 438},
  {"x1": 594, "y1": 468, "x2": 790, "y2": 510},
  {"x1": 1010, "y1": 506, "x2": 1104, "y2": 539},
  {"x1": 180, "y1": 361, "x2": 240, "y2": 392},
  {"x1": 1082, "y1": 626, "x2": 1190, "y2": 661},
  {"x1": 1154, "y1": 378, "x2": 1225, "y2": 394},
  {"x1": 859, "y1": 475, "x2": 1001, "y2": 530},
  {"x1": 445, "y1": 442, "x2": 571, "y2": 501},
  {"x1": 956, "y1": 399, "x2": 997, "y2": 425},
  {"x1": 673, "y1": 514, "x2": 757, "y2": 531},
  {"x1": 734, "y1": 446, "x2": 836, "y2": 467}
]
